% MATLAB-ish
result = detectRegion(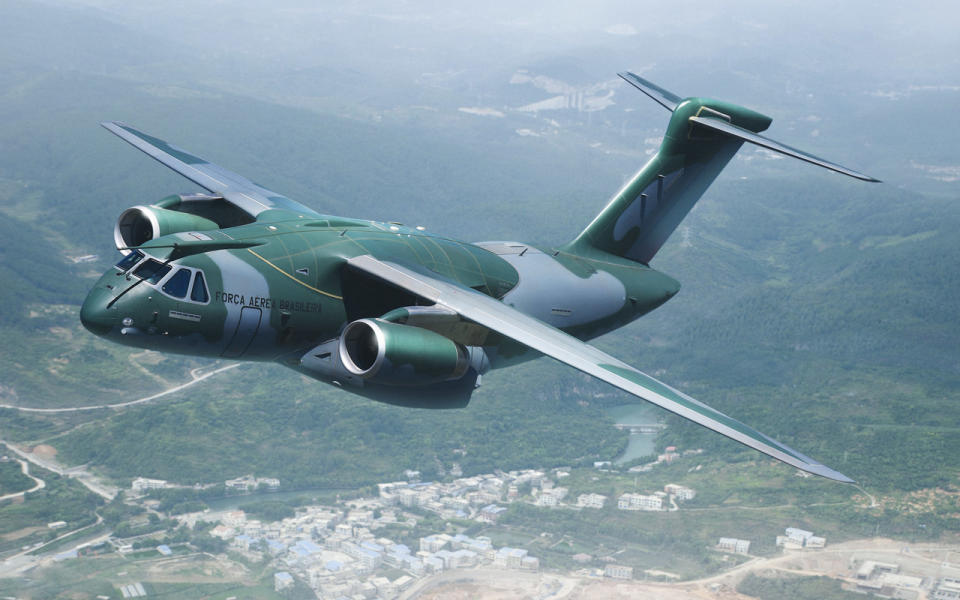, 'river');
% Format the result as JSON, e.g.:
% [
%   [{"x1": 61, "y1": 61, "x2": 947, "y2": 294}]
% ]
[{"x1": 605, "y1": 403, "x2": 661, "y2": 465}]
